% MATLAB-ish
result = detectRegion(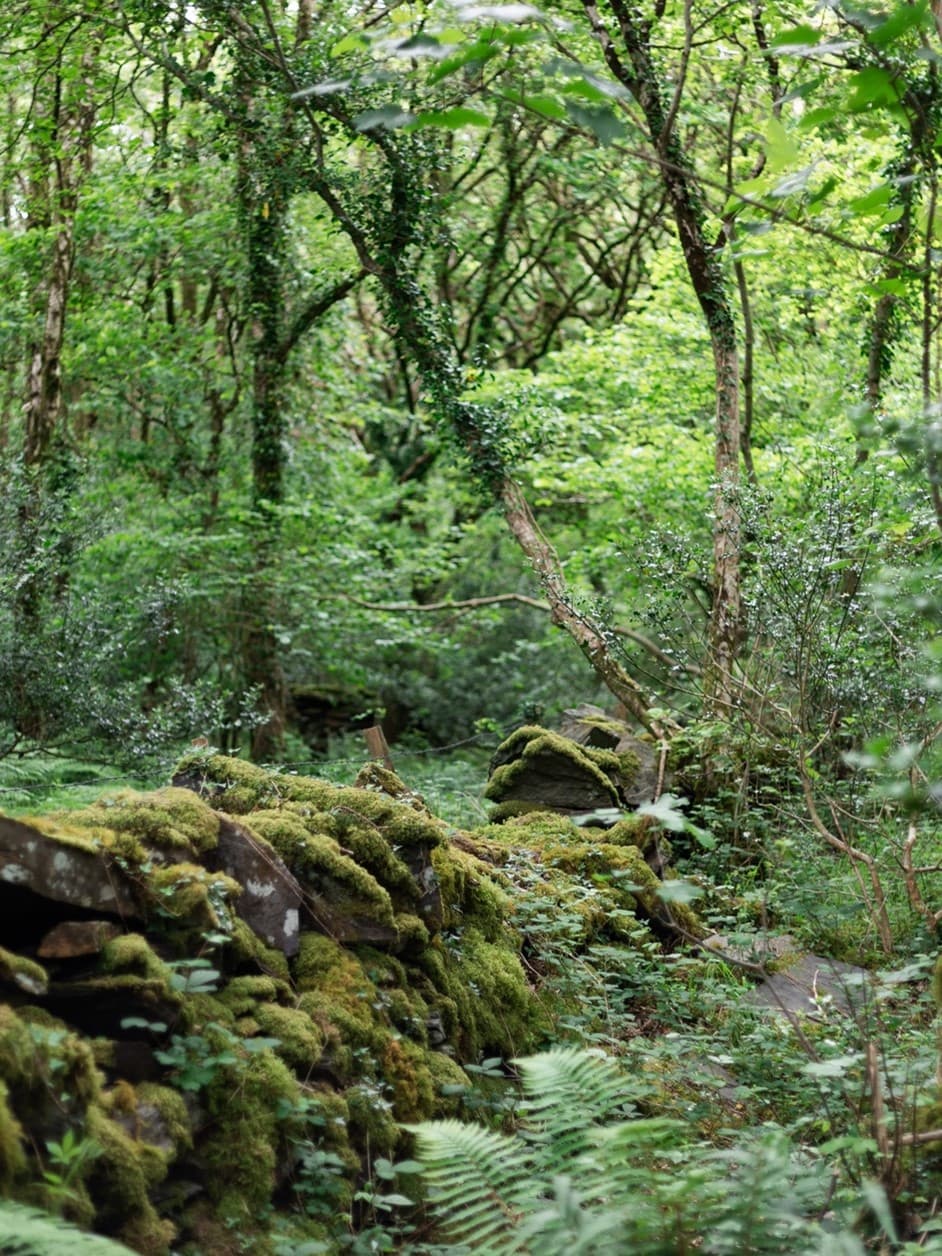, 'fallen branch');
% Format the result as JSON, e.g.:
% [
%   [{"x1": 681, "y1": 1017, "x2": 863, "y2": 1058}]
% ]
[
  {"x1": 898, "y1": 1128, "x2": 942, "y2": 1147},
  {"x1": 322, "y1": 592, "x2": 701, "y2": 676},
  {"x1": 326, "y1": 591, "x2": 549, "y2": 613}
]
